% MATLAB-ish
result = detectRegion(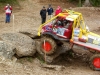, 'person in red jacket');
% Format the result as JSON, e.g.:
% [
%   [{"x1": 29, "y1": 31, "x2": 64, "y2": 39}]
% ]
[
  {"x1": 4, "y1": 4, "x2": 12, "y2": 23},
  {"x1": 55, "y1": 6, "x2": 62, "y2": 16}
]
